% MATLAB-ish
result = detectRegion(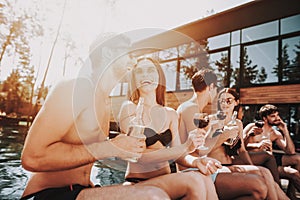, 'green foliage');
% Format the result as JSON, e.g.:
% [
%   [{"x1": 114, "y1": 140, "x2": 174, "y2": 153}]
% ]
[
  {"x1": 240, "y1": 47, "x2": 267, "y2": 86},
  {"x1": 273, "y1": 42, "x2": 300, "y2": 82},
  {"x1": 214, "y1": 52, "x2": 231, "y2": 87}
]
